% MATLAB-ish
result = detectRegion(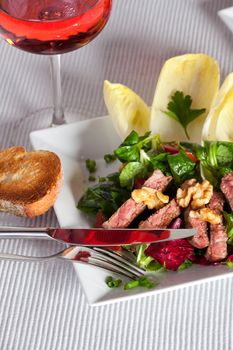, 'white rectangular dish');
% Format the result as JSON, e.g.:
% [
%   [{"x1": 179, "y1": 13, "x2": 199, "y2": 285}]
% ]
[{"x1": 30, "y1": 116, "x2": 233, "y2": 306}]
